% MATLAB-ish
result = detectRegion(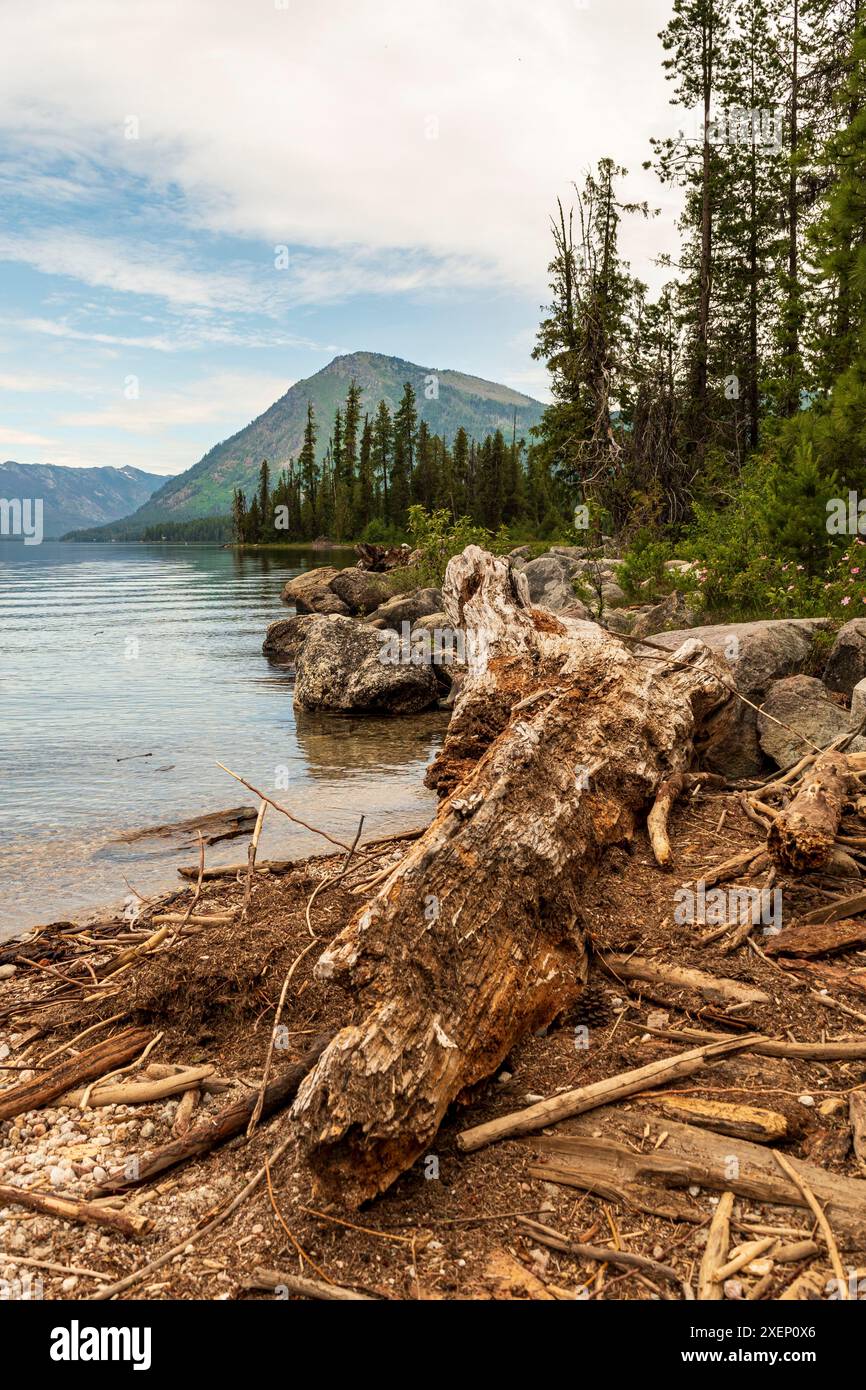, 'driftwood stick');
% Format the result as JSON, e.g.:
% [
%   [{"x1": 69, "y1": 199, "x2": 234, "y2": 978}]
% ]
[
  {"x1": 456, "y1": 1035, "x2": 757, "y2": 1154},
  {"x1": 517, "y1": 1216, "x2": 681, "y2": 1285},
  {"x1": 600, "y1": 953, "x2": 769, "y2": 1006},
  {"x1": 647, "y1": 772, "x2": 685, "y2": 869},
  {"x1": 245, "y1": 1268, "x2": 376, "y2": 1300},
  {"x1": 698, "y1": 1190, "x2": 734, "y2": 1300},
  {"x1": 242, "y1": 800, "x2": 267, "y2": 923},
  {"x1": 0, "y1": 1027, "x2": 152, "y2": 1122},
  {"x1": 771, "y1": 1149, "x2": 848, "y2": 1298},
  {"x1": 61, "y1": 1064, "x2": 214, "y2": 1109},
  {"x1": 93, "y1": 1032, "x2": 334, "y2": 1196},
  {"x1": 641, "y1": 1024, "x2": 866, "y2": 1060},
  {"x1": 0, "y1": 1185, "x2": 151, "y2": 1238}
]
